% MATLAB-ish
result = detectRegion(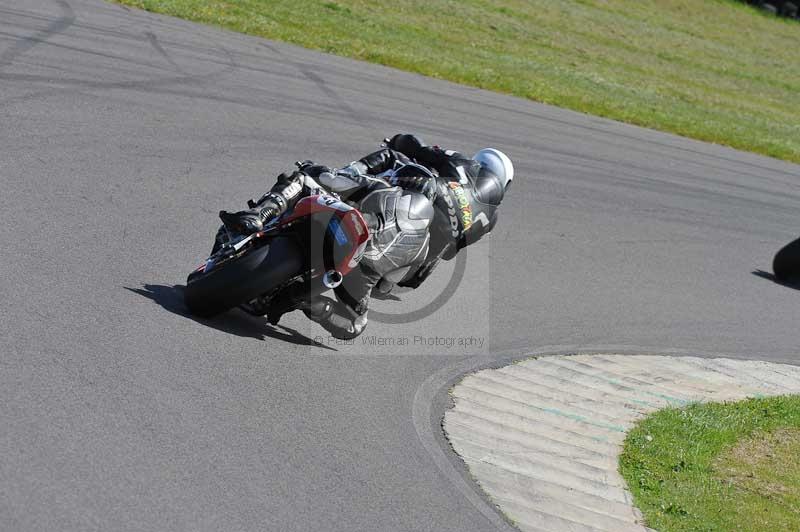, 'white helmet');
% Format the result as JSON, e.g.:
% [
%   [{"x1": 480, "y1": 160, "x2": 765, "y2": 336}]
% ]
[{"x1": 473, "y1": 148, "x2": 514, "y2": 190}]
